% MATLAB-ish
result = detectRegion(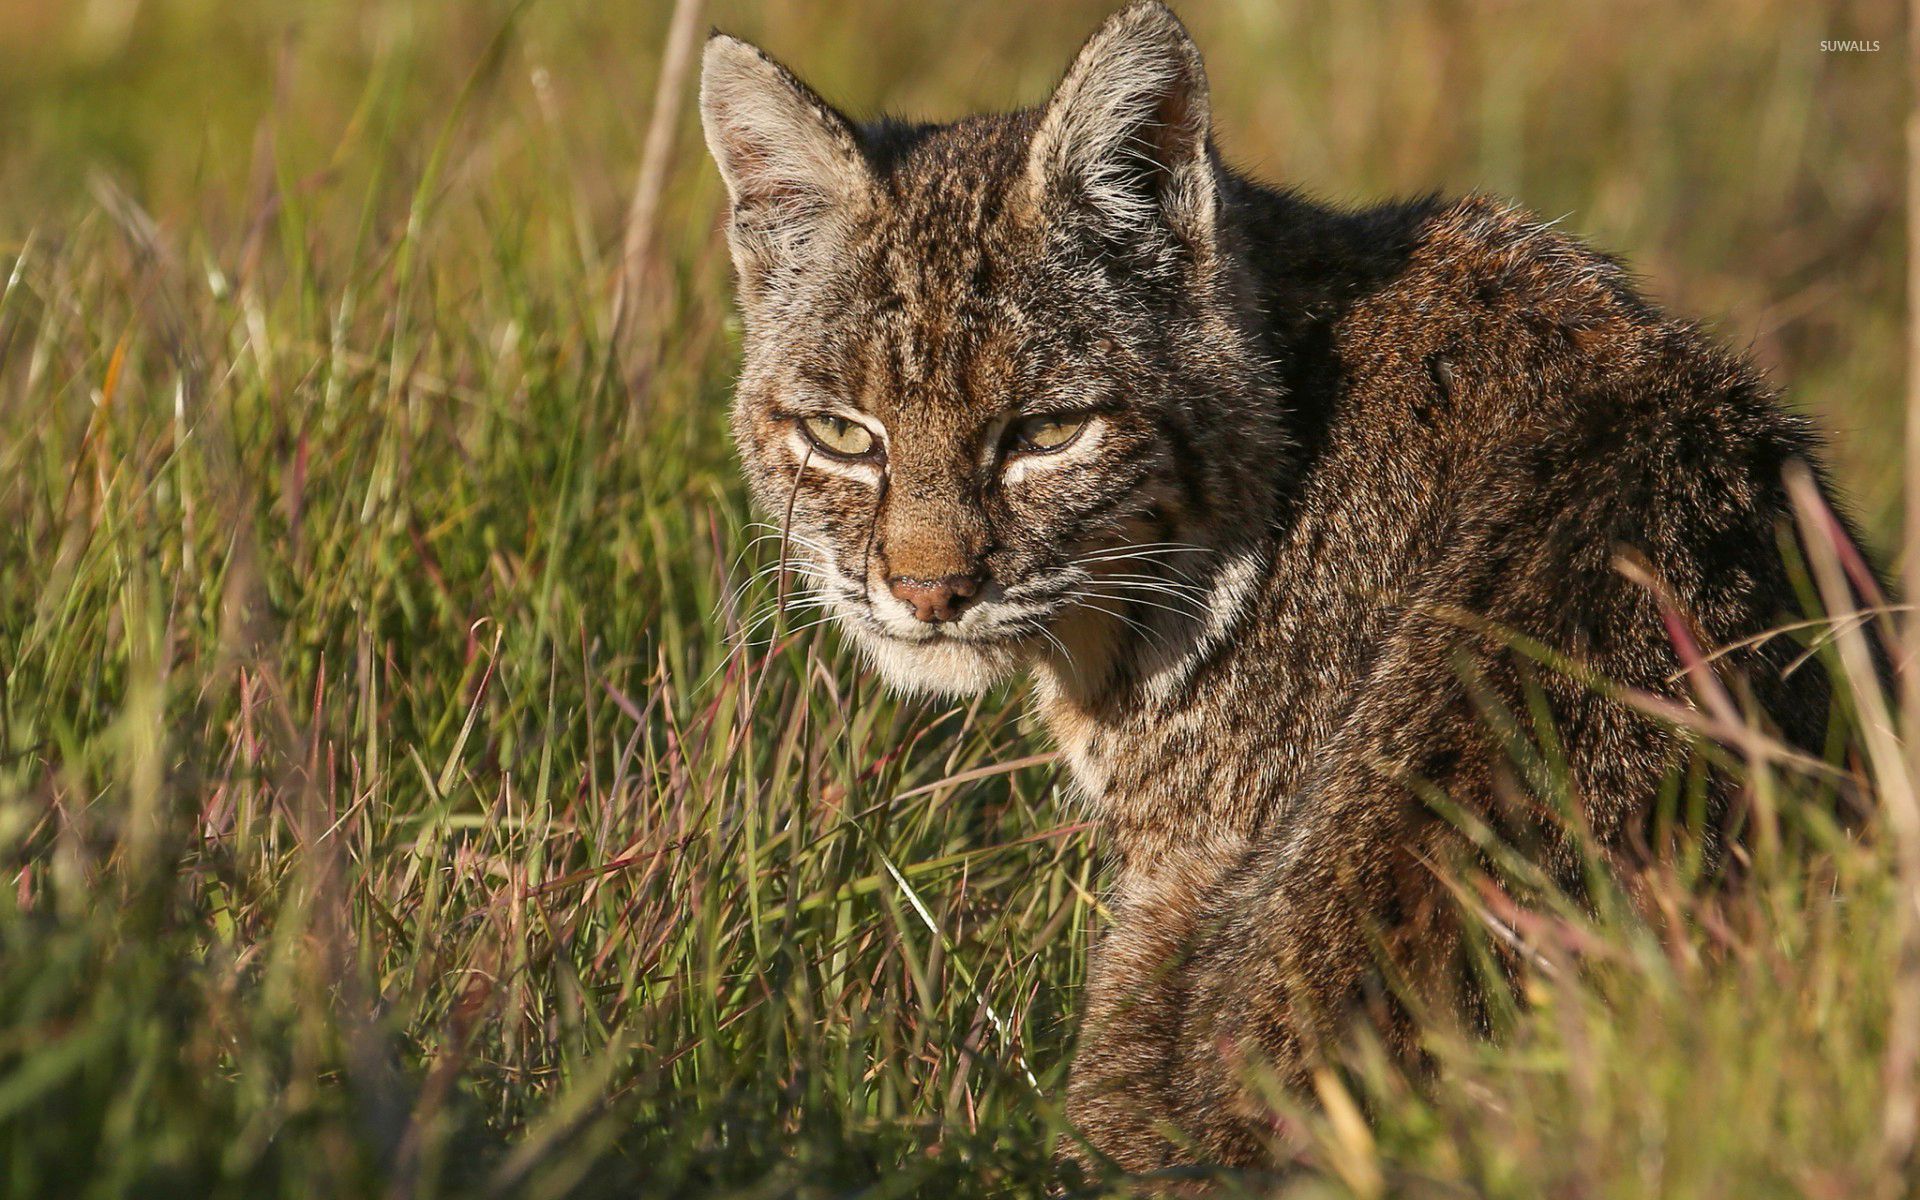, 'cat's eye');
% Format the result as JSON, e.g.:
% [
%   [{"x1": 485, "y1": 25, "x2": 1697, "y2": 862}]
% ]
[
  {"x1": 799, "y1": 414, "x2": 877, "y2": 459},
  {"x1": 1009, "y1": 414, "x2": 1090, "y2": 454}
]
